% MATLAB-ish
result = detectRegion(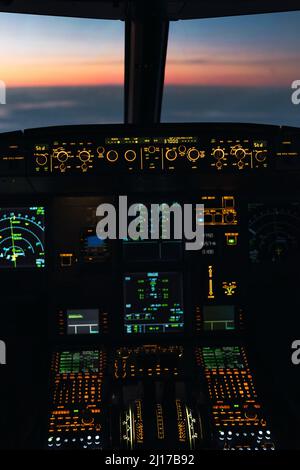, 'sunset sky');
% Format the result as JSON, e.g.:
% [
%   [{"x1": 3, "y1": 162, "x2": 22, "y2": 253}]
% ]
[
  {"x1": 0, "y1": 10, "x2": 300, "y2": 130},
  {"x1": 166, "y1": 12, "x2": 300, "y2": 87},
  {"x1": 0, "y1": 14, "x2": 124, "y2": 87},
  {"x1": 0, "y1": 11, "x2": 299, "y2": 88}
]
